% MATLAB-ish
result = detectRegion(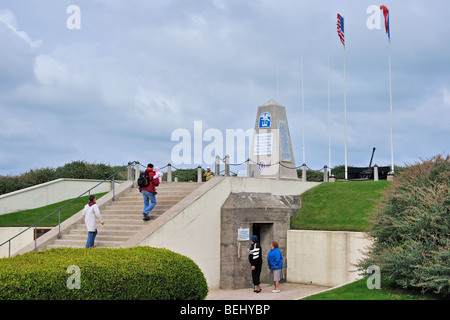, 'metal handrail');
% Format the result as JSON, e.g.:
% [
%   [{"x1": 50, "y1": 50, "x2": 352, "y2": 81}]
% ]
[{"x1": 0, "y1": 161, "x2": 137, "y2": 257}]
